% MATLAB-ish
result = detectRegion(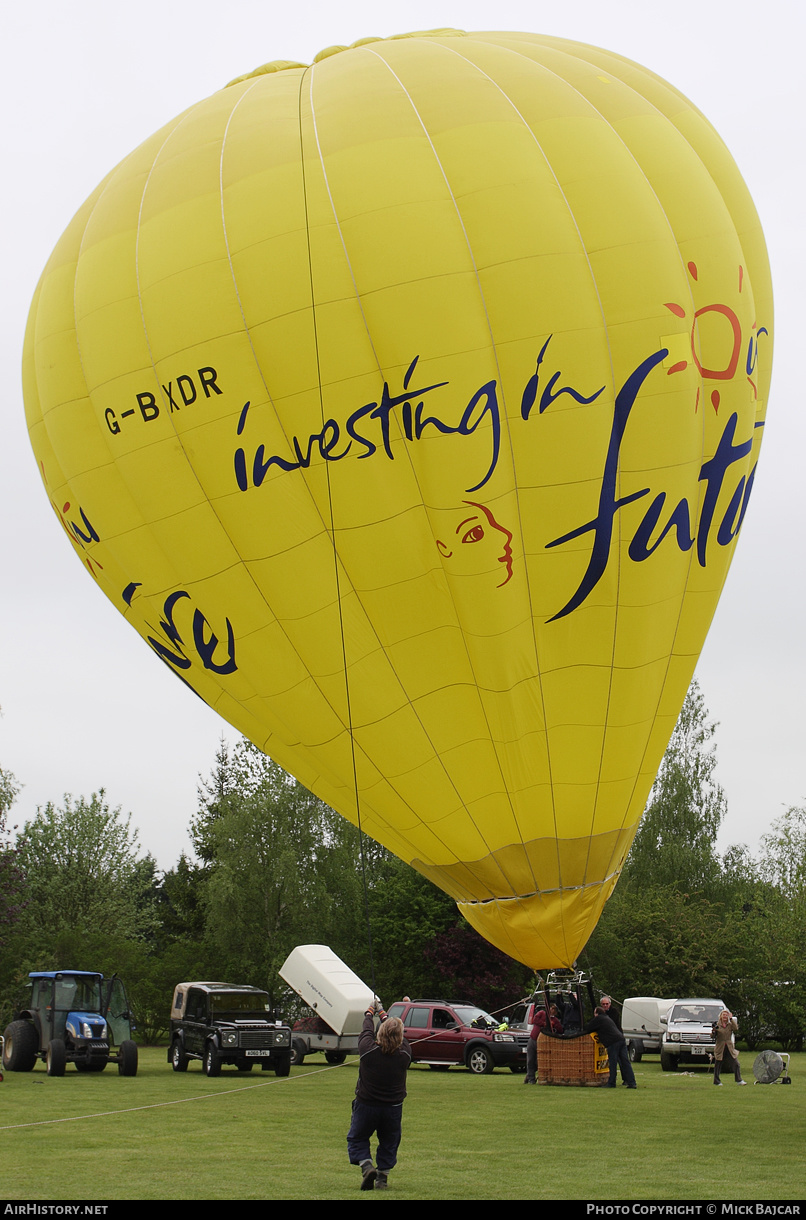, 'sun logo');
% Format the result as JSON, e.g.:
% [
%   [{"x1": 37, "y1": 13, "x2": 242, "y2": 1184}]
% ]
[{"x1": 663, "y1": 262, "x2": 768, "y2": 413}]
